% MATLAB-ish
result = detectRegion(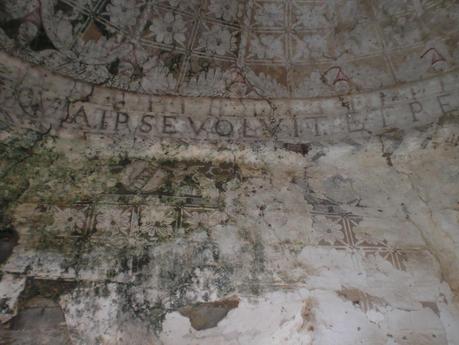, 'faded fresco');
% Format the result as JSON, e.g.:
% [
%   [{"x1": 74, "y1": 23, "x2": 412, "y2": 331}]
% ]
[{"x1": 1, "y1": 1, "x2": 459, "y2": 345}]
